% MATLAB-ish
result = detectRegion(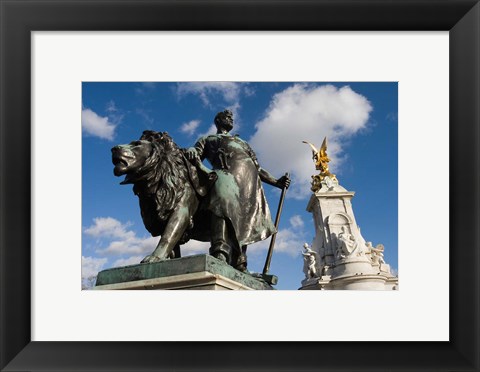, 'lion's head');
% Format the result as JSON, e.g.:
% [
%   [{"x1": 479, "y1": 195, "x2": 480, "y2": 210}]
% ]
[
  {"x1": 112, "y1": 139, "x2": 154, "y2": 180},
  {"x1": 111, "y1": 131, "x2": 189, "y2": 236}
]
